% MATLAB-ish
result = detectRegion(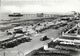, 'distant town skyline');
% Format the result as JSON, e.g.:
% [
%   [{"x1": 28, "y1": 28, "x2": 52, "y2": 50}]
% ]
[{"x1": 0, "y1": 0, "x2": 80, "y2": 13}]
